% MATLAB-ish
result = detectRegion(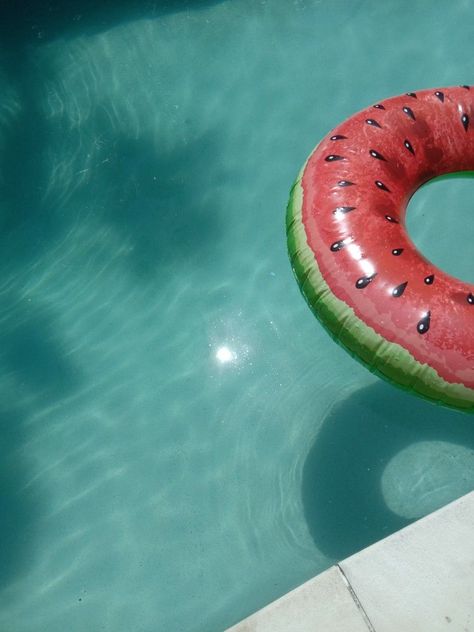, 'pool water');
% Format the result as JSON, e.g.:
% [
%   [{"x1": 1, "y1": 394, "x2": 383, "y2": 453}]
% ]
[{"x1": 0, "y1": 1, "x2": 474, "y2": 630}]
